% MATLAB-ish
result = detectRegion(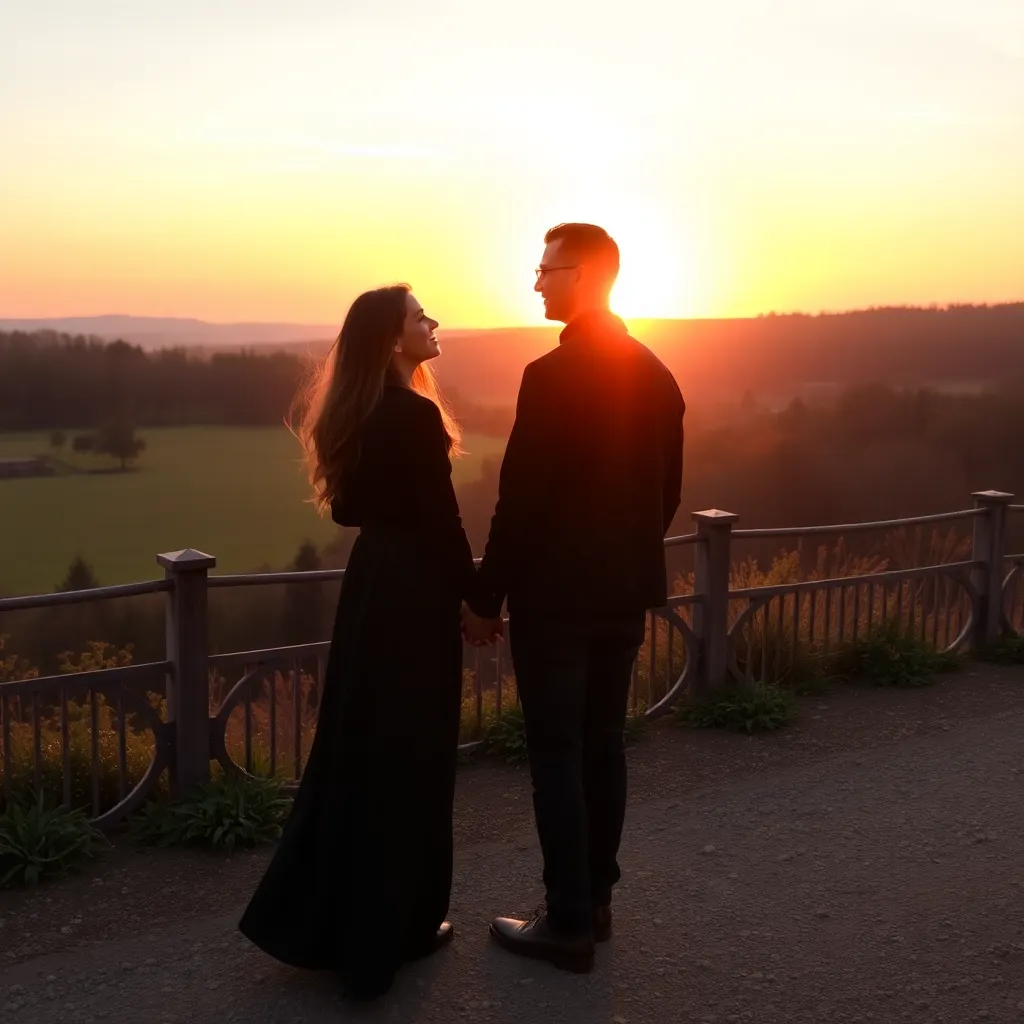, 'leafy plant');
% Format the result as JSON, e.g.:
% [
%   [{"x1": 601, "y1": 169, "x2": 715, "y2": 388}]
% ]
[
  {"x1": 676, "y1": 685, "x2": 796, "y2": 734},
  {"x1": 624, "y1": 707, "x2": 648, "y2": 744},
  {"x1": 130, "y1": 773, "x2": 291, "y2": 852},
  {"x1": 459, "y1": 669, "x2": 520, "y2": 743},
  {"x1": 827, "y1": 620, "x2": 961, "y2": 688},
  {"x1": 786, "y1": 651, "x2": 832, "y2": 695},
  {"x1": 485, "y1": 706, "x2": 529, "y2": 764},
  {"x1": 976, "y1": 632, "x2": 1024, "y2": 665},
  {"x1": 0, "y1": 794, "x2": 108, "y2": 888},
  {"x1": 57, "y1": 639, "x2": 133, "y2": 672}
]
